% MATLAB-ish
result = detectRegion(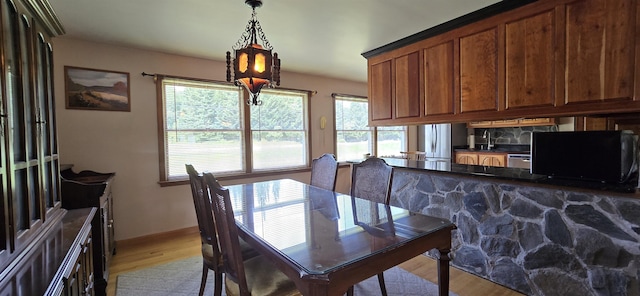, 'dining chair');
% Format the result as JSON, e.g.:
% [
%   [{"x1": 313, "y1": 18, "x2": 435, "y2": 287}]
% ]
[
  {"x1": 350, "y1": 157, "x2": 394, "y2": 205},
  {"x1": 186, "y1": 164, "x2": 258, "y2": 296},
  {"x1": 348, "y1": 157, "x2": 394, "y2": 296},
  {"x1": 310, "y1": 153, "x2": 338, "y2": 191},
  {"x1": 202, "y1": 172, "x2": 302, "y2": 296},
  {"x1": 186, "y1": 164, "x2": 225, "y2": 296}
]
